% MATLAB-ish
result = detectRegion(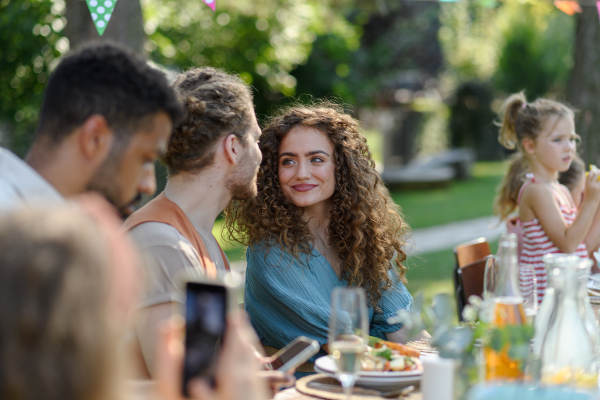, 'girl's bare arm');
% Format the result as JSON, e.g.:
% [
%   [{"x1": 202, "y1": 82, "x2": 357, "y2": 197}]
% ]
[{"x1": 521, "y1": 171, "x2": 600, "y2": 253}]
